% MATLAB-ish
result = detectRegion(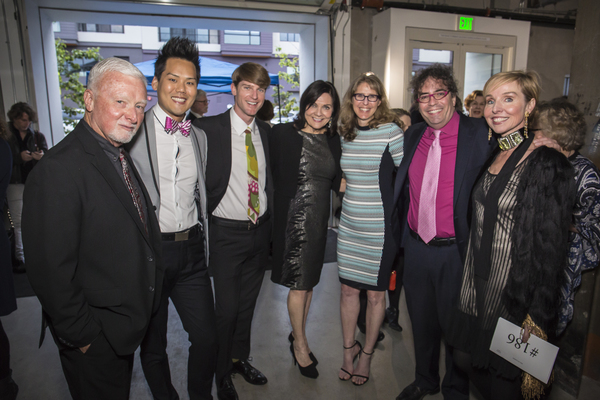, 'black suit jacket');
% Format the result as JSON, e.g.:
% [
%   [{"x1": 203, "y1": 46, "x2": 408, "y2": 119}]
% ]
[
  {"x1": 393, "y1": 113, "x2": 495, "y2": 261},
  {"x1": 194, "y1": 109, "x2": 273, "y2": 215},
  {"x1": 22, "y1": 121, "x2": 163, "y2": 356}
]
